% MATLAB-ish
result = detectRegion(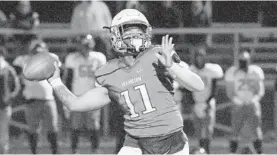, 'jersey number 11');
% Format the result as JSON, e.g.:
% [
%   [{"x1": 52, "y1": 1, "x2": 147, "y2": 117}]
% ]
[{"x1": 121, "y1": 84, "x2": 157, "y2": 118}]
